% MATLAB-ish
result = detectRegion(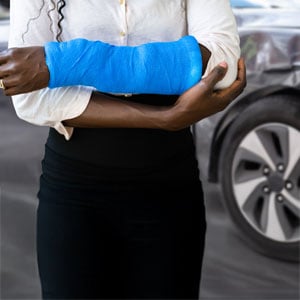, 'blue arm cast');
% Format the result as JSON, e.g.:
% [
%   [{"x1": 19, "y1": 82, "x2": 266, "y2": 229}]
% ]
[{"x1": 45, "y1": 35, "x2": 202, "y2": 95}]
